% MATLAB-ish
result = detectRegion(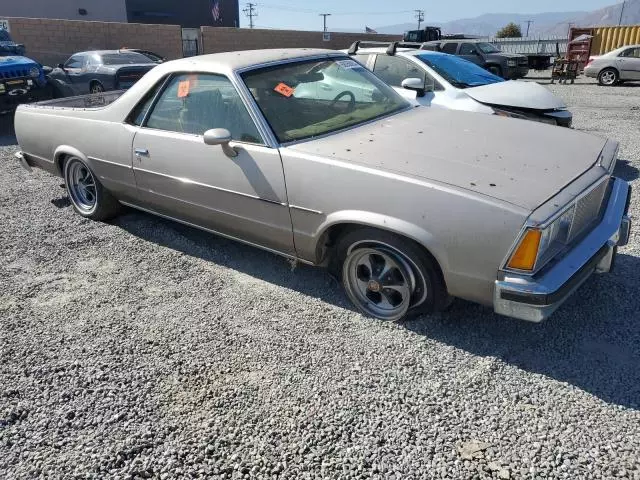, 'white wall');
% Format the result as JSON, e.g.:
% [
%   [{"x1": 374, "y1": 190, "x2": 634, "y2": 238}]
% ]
[{"x1": 2, "y1": 0, "x2": 128, "y2": 22}]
